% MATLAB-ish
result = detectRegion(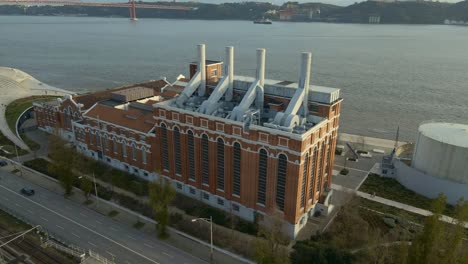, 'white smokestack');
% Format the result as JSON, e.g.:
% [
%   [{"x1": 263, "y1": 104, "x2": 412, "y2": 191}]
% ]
[
  {"x1": 225, "y1": 46, "x2": 234, "y2": 102},
  {"x1": 256, "y1": 48, "x2": 265, "y2": 87},
  {"x1": 198, "y1": 44, "x2": 206, "y2": 96},
  {"x1": 299, "y1": 52, "x2": 311, "y2": 117}
]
